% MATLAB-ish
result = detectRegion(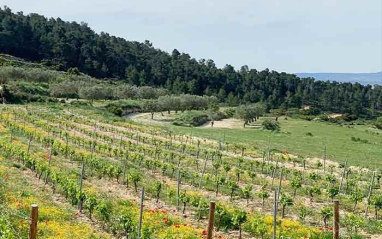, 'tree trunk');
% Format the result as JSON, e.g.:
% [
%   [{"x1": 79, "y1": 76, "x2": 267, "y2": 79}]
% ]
[{"x1": 151, "y1": 112, "x2": 154, "y2": 119}]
